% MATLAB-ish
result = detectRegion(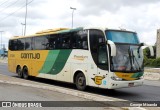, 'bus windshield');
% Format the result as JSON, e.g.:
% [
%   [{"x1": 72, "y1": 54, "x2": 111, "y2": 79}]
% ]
[
  {"x1": 106, "y1": 30, "x2": 139, "y2": 44},
  {"x1": 106, "y1": 30, "x2": 143, "y2": 72},
  {"x1": 110, "y1": 44, "x2": 143, "y2": 72}
]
